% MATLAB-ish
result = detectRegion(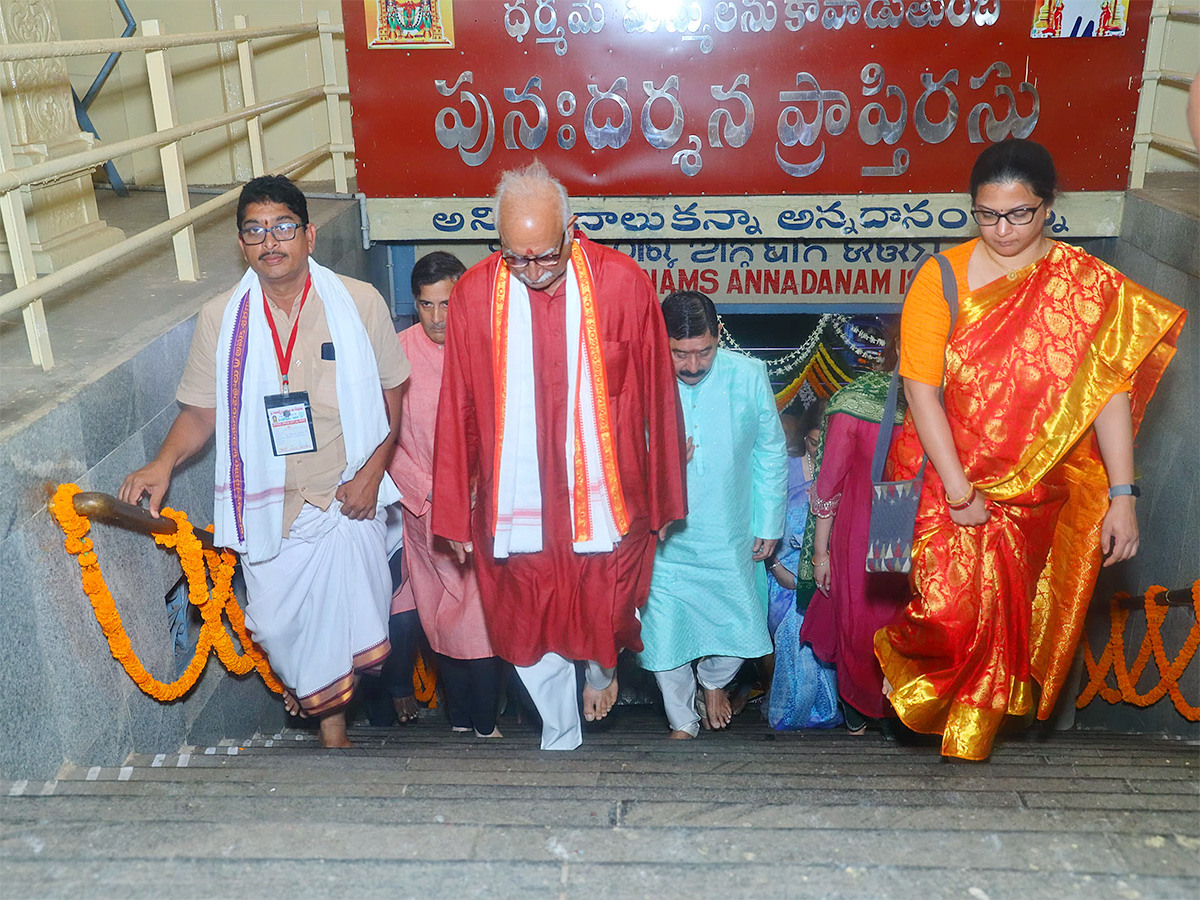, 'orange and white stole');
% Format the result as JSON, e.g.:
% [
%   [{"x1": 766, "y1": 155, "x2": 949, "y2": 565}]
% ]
[{"x1": 490, "y1": 240, "x2": 630, "y2": 558}]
